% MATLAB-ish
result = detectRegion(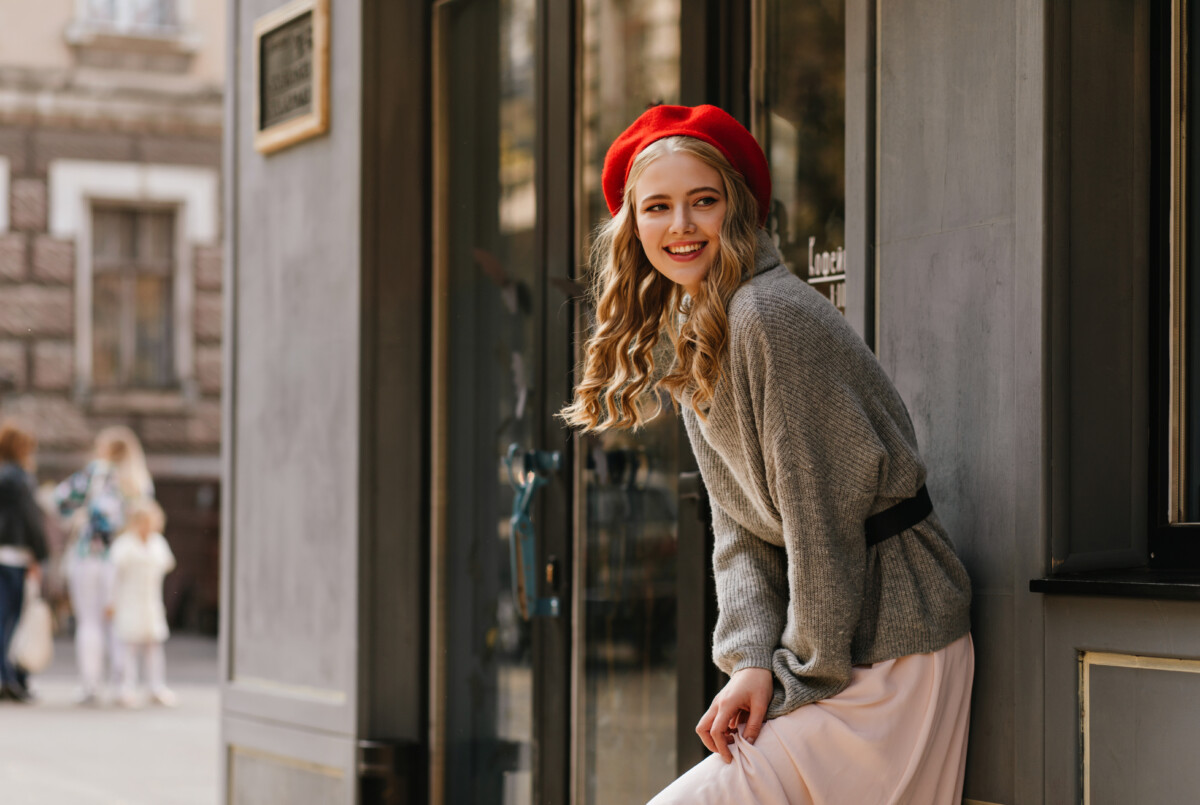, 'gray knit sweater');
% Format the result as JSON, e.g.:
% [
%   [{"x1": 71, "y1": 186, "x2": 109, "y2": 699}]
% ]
[{"x1": 682, "y1": 231, "x2": 972, "y2": 719}]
